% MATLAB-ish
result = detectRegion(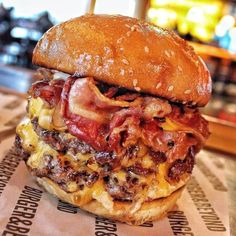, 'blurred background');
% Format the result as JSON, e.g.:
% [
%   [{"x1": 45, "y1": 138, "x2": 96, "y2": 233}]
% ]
[{"x1": 0, "y1": 0, "x2": 236, "y2": 125}]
